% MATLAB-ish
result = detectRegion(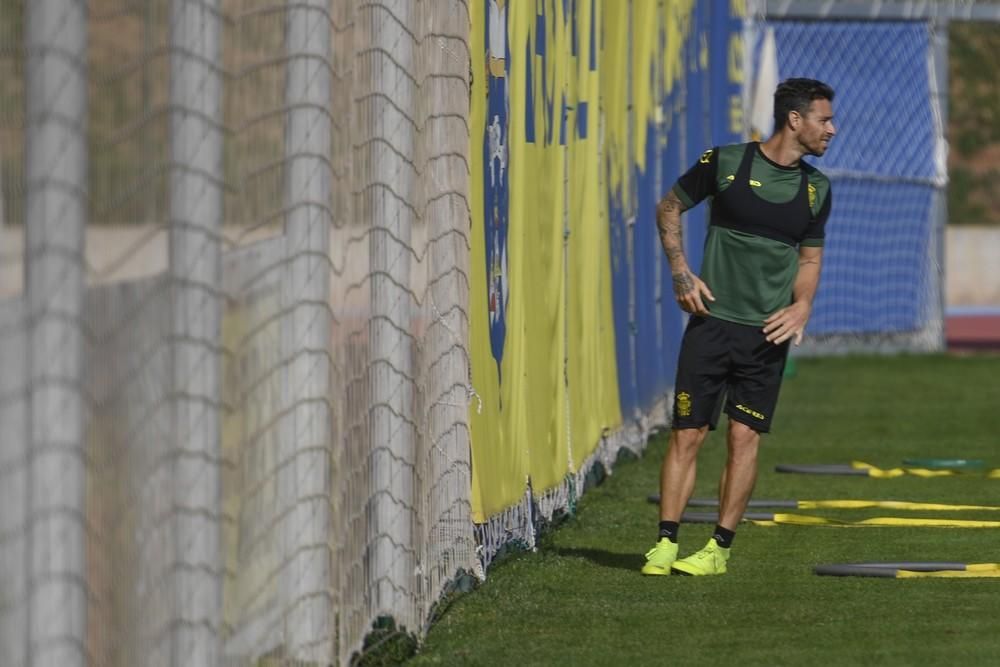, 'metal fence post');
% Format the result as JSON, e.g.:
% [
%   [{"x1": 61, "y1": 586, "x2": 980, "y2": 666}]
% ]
[
  {"x1": 24, "y1": 2, "x2": 88, "y2": 666},
  {"x1": 169, "y1": 0, "x2": 224, "y2": 664},
  {"x1": 282, "y1": 0, "x2": 334, "y2": 660},
  {"x1": 366, "y1": 0, "x2": 419, "y2": 628}
]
